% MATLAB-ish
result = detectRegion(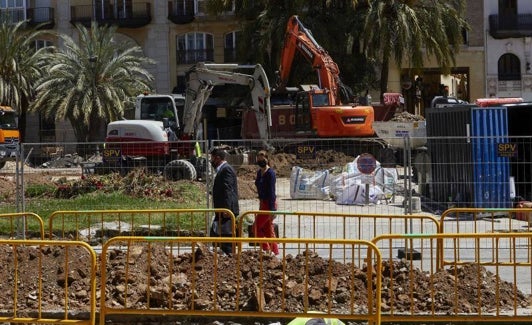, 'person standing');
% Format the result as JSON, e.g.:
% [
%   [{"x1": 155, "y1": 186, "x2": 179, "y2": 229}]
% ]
[
  {"x1": 209, "y1": 148, "x2": 240, "y2": 256},
  {"x1": 253, "y1": 150, "x2": 279, "y2": 255}
]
